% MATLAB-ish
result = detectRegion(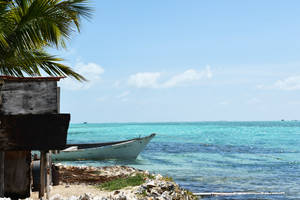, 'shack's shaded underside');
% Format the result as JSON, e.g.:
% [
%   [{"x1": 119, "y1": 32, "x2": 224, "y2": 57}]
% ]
[{"x1": 0, "y1": 114, "x2": 70, "y2": 151}]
